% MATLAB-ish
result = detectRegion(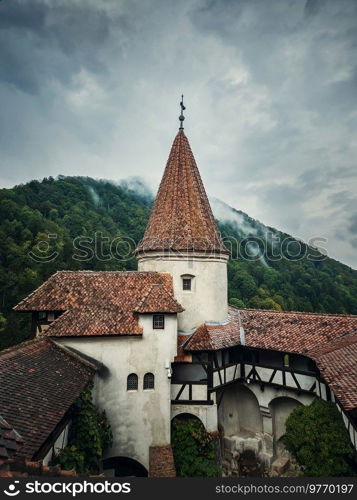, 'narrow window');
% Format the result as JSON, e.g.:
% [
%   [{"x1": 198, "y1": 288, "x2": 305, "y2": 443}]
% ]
[
  {"x1": 143, "y1": 373, "x2": 155, "y2": 390},
  {"x1": 39, "y1": 311, "x2": 47, "y2": 321},
  {"x1": 153, "y1": 314, "x2": 165, "y2": 329},
  {"x1": 127, "y1": 373, "x2": 138, "y2": 391},
  {"x1": 283, "y1": 354, "x2": 290, "y2": 367},
  {"x1": 182, "y1": 278, "x2": 191, "y2": 291}
]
